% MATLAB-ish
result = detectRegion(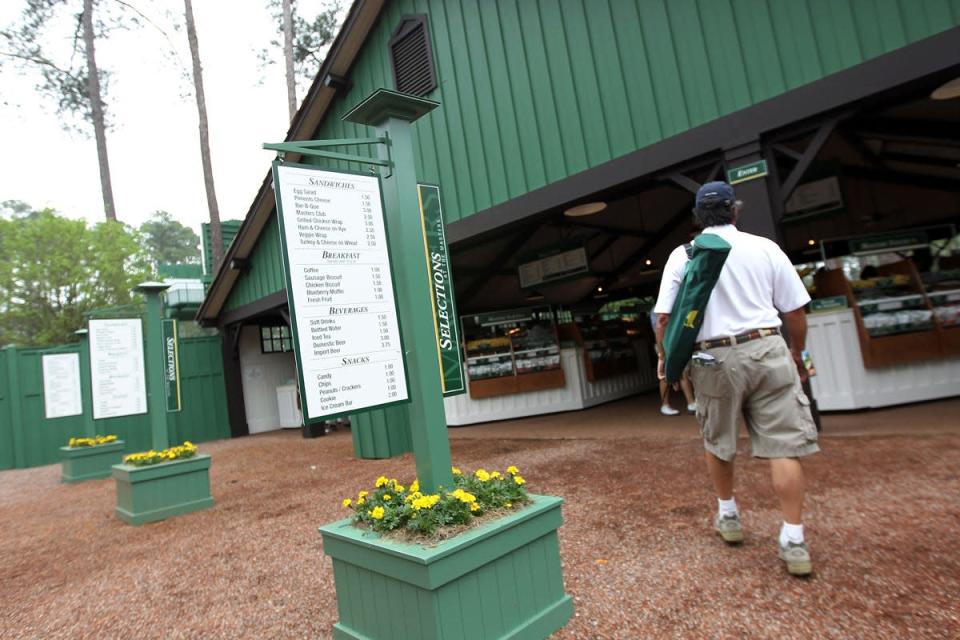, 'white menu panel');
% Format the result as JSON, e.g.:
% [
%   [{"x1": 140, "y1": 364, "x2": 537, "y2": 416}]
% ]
[
  {"x1": 89, "y1": 318, "x2": 147, "y2": 419},
  {"x1": 275, "y1": 165, "x2": 408, "y2": 419},
  {"x1": 42, "y1": 353, "x2": 83, "y2": 419}
]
